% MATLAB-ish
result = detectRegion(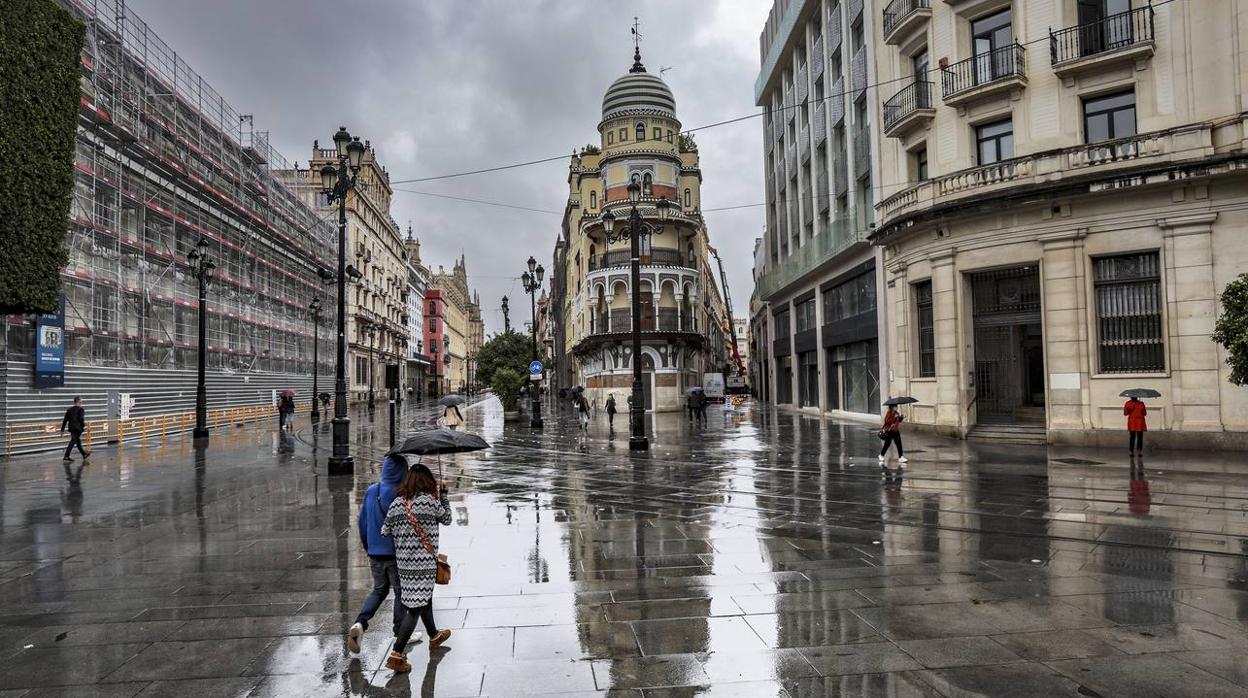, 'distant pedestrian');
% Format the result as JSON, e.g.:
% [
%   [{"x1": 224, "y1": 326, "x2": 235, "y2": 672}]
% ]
[
  {"x1": 696, "y1": 392, "x2": 708, "y2": 424},
  {"x1": 879, "y1": 404, "x2": 907, "y2": 463},
  {"x1": 576, "y1": 394, "x2": 590, "y2": 429},
  {"x1": 686, "y1": 392, "x2": 697, "y2": 421},
  {"x1": 382, "y1": 464, "x2": 453, "y2": 672},
  {"x1": 347, "y1": 454, "x2": 411, "y2": 654},
  {"x1": 60, "y1": 397, "x2": 89, "y2": 462},
  {"x1": 319, "y1": 392, "x2": 331, "y2": 413},
  {"x1": 278, "y1": 393, "x2": 295, "y2": 431},
  {"x1": 1124, "y1": 396, "x2": 1148, "y2": 456},
  {"x1": 605, "y1": 394, "x2": 617, "y2": 429},
  {"x1": 442, "y1": 403, "x2": 464, "y2": 431}
]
